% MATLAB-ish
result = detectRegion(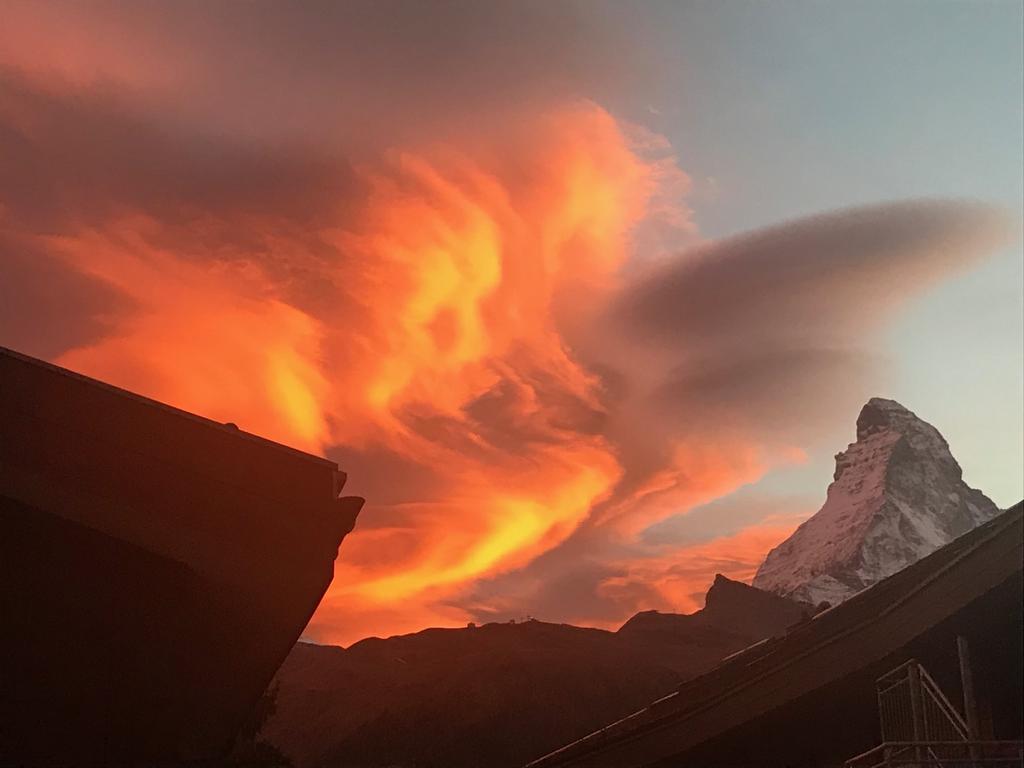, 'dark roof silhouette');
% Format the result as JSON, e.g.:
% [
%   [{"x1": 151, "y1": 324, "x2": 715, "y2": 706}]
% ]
[
  {"x1": 1, "y1": 345, "x2": 363, "y2": 765},
  {"x1": 526, "y1": 502, "x2": 1023, "y2": 767}
]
